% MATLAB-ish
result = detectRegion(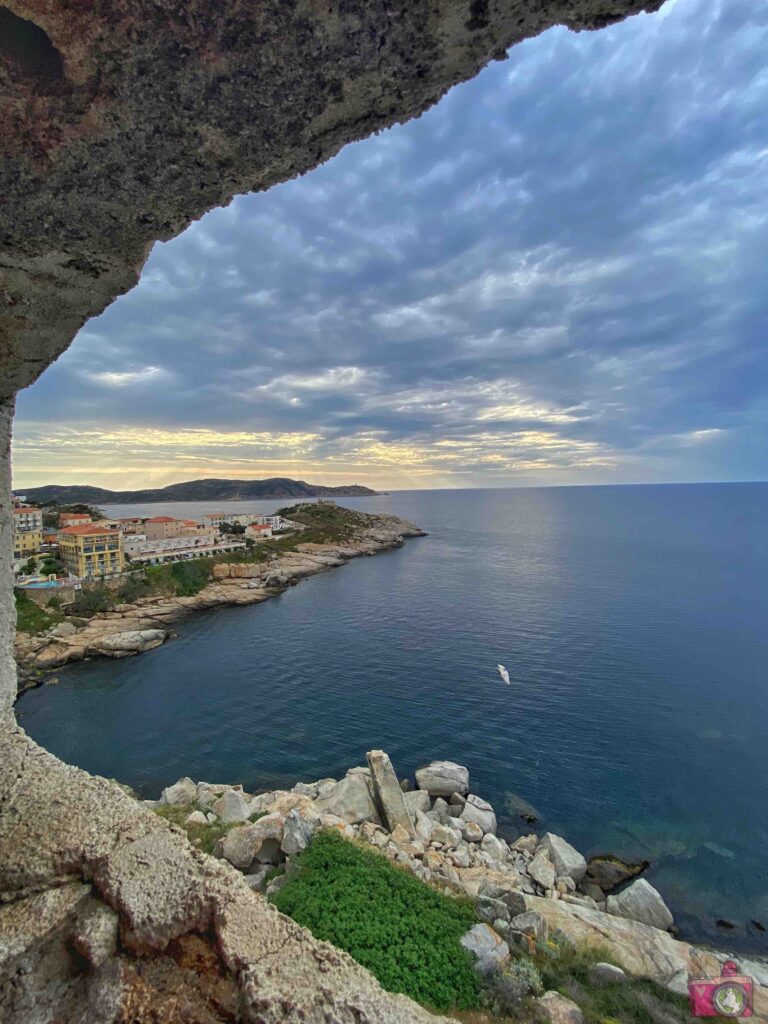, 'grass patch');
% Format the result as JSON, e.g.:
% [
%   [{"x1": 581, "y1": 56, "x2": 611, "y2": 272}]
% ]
[
  {"x1": 271, "y1": 829, "x2": 480, "y2": 1011},
  {"x1": 535, "y1": 943, "x2": 691, "y2": 1024},
  {"x1": 14, "y1": 589, "x2": 62, "y2": 634},
  {"x1": 152, "y1": 802, "x2": 232, "y2": 855}
]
